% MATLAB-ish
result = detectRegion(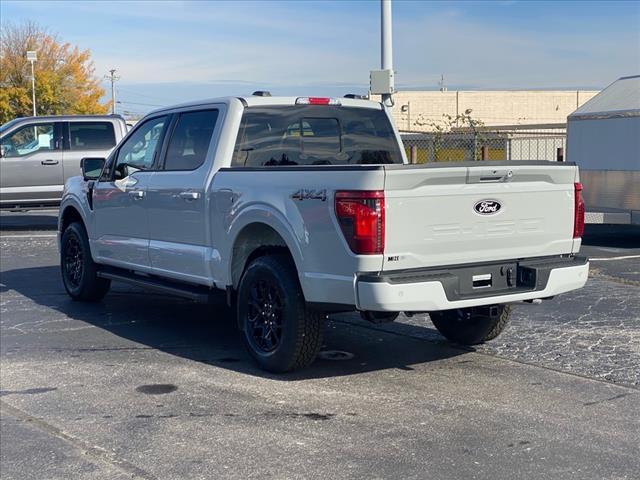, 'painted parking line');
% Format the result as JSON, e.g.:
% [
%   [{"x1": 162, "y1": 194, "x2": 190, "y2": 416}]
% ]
[
  {"x1": 0, "y1": 234, "x2": 58, "y2": 239},
  {"x1": 590, "y1": 255, "x2": 640, "y2": 261}
]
